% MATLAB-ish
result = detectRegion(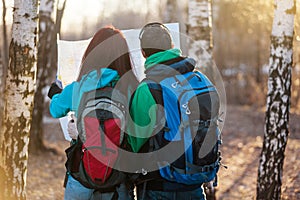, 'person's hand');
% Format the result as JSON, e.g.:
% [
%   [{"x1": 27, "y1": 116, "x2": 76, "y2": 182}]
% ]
[
  {"x1": 47, "y1": 82, "x2": 62, "y2": 99},
  {"x1": 55, "y1": 79, "x2": 63, "y2": 89},
  {"x1": 67, "y1": 115, "x2": 78, "y2": 140}
]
